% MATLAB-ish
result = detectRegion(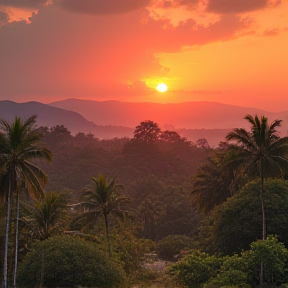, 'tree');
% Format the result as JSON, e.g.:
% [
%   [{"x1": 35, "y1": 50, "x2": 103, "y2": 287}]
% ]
[
  {"x1": 0, "y1": 115, "x2": 52, "y2": 288},
  {"x1": 71, "y1": 173, "x2": 130, "y2": 256},
  {"x1": 207, "y1": 236, "x2": 288, "y2": 287},
  {"x1": 191, "y1": 146, "x2": 241, "y2": 213},
  {"x1": 196, "y1": 138, "x2": 210, "y2": 148},
  {"x1": 226, "y1": 114, "x2": 288, "y2": 241},
  {"x1": 226, "y1": 114, "x2": 288, "y2": 286},
  {"x1": 22, "y1": 191, "x2": 69, "y2": 240},
  {"x1": 133, "y1": 120, "x2": 161, "y2": 143},
  {"x1": 207, "y1": 179, "x2": 288, "y2": 255},
  {"x1": 159, "y1": 130, "x2": 181, "y2": 143}
]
